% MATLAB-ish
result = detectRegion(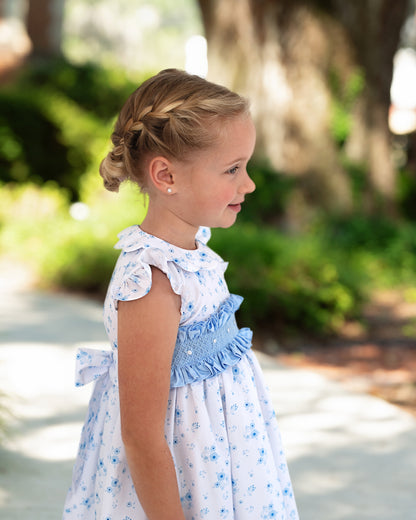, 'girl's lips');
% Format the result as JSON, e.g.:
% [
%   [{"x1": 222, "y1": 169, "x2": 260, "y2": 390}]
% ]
[{"x1": 228, "y1": 203, "x2": 242, "y2": 212}]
